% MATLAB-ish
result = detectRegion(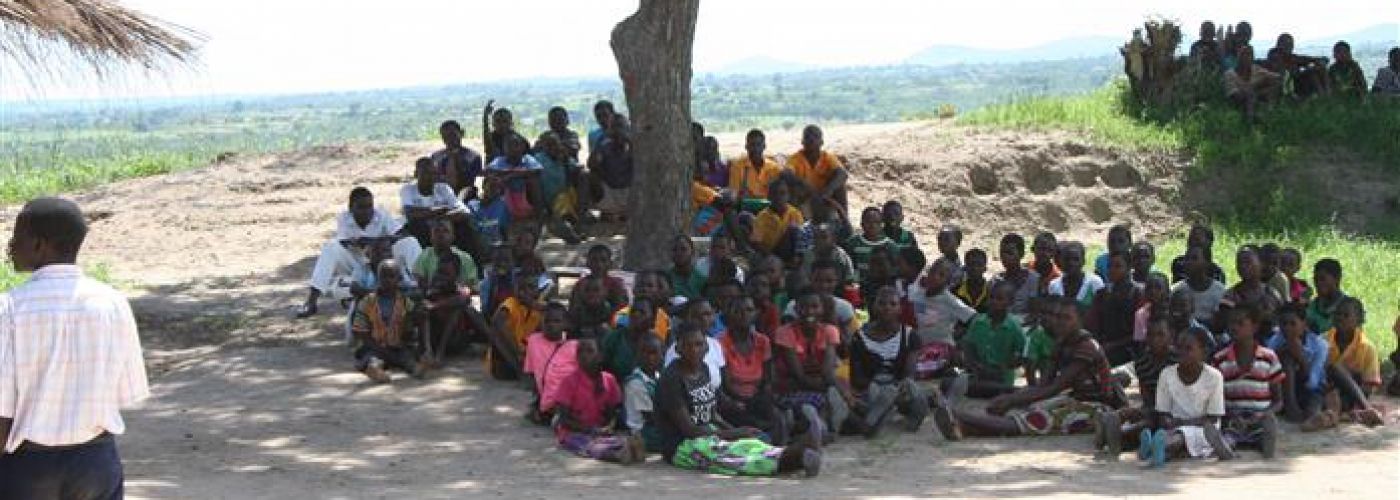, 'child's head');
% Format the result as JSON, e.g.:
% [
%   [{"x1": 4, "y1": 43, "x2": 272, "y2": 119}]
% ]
[
  {"x1": 746, "y1": 276, "x2": 772, "y2": 304},
  {"x1": 705, "y1": 257, "x2": 739, "y2": 287},
  {"x1": 1106, "y1": 250, "x2": 1131, "y2": 284},
  {"x1": 684, "y1": 298, "x2": 716, "y2": 329},
  {"x1": 1183, "y1": 245, "x2": 1209, "y2": 279},
  {"x1": 439, "y1": 120, "x2": 464, "y2": 149},
  {"x1": 505, "y1": 134, "x2": 530, "y2": 163},
  {"x1": 366, "y1": 239, "x2": 392, "y2": 266},
  {"x1": 744, "y1": 128, "x2": 767, "y2": 160},
  {"x1": 578, "y1": 275, "x2": 607, "y2": 307},
  {"x1": 1146, "y1": 317, "x2": 1174, "y2": 356},
  {"x1": 937, "y1": 224, "x2": 963, "y2": 257},
  {"x1": 999, "y1": 233, "x2": 1026, "y2": 273},
  {"x1": 1313, "y1": 258, "x2": 1342, "y2": 298},
  {"x1": 482, "y1": 176, "x2": 504, "y2": 201},
  {"x1": 1277, "y1": 304, "x2": 1308, "y2": 339},
  {"x1": 671, "y1": 234, "x2": 695, "y2": 269},
  {"x1": 795, "y1": 288, "x2": 825, "y2": 326},
  {"x1": 1031, "y1": 232, "x2": 1058, "y2": 265},
  {"x1": 871, "y1": 286, "x2": 902, "y2": 324},
  {"x1": 859, "y1": 207, "x2": 883, "y2": 239},
  {"x1": 1333, "y1": 40, "x2": 1353, "y2": 63},
  {"x1": 724, "y1": 296, "x2": 757, "y2": 331},
  {"x1": 414, "y1": 157, "x2": 436, "y2": 189},
  {"x1": 429, "y1": 219, "x2": 455, "y2": 250},
  {"x1": 542, "y1": 302, "x2": 569, "y2": 338},
  {"x1": 1131, "y1": 241, "x2": 1155, "y2": 279},
  {"x1": 634, "y1": 270, "x2": 670, "y2": 304},
  {"x1": 1044, "y1": 295, "x2": 1082, "y2": 338},
  {"x1": 637, "y1": 333, "x2": 664, "y2": 373},
  {"x1": 1187, "y1": 224, "x2": 1214, "y2": 257},
  {"x1": 1235, "y1": 246, "x2": 1261, "y2": 283},
  {"x1": 1106, "y1": 224, "x2": 1132, "y2": 254},
  {"x1": 628, "y1": 297, "x2": 657, "y2": 332},
  {"x1": 1168, "y1": 290, "x2": 1192, "y2": 327},
  {"x1": 491, "y1": 107, "x2": 514, "y2": 132},
  {"x1": 881, "y1": 200, "x2": 904, "y2": 228},
  {"x1": 675, "y1": 325, "x2": 709, "y2": 367},
  {"x1": 1176, "y1": 325, "x2": 1211, "y2": 367},
  {"x1": 432, "y1": 254, "x2": 462, "y2": 292},
  {"x1": 348, "y1": 187, "x2": 375, "y2": 227},
  {"x1": 767, "y1": 178, "x2": 790, "y2": 208},
  {"x1": 988, "y1": 280, "x2": 1015, "y2": 317},
  {"x1": 867, "y1": 245, "x2": 896, "y2": 282},
  {"x1": 710, "y1": 279, "x2": 743, "y2": 314},
  {"x1": 547, "y1": 106, "x2": 569, "y2": 131},
  {"x1": 515, "y1": 276, "x2": 542, "y2": 305},
  {"x1": 1199, "y1": 21, "x2": 1216, "y2": 40},
  {"x1": 489, "y1": 244, "x2": 513, "y2": 274},
  {"x1": 376, "y1": 259, "x2": 402, "y2": 294},
  {"x1": 511, "y1": 228, "x2": 539, "y2": 258},
  {"x1": 1334, "y1": 297, "x2": 1365, "y2": 334},
  {"x1": 1144, "y1": 272, "x2": 1170, "y2": 304},
  {"x1": 573, "y1": 338, "x2": 602, "y2": 375},
  {"x1": 963, "y1": 248, "x2": 988, "y2": 283},
  {"x1": 809, "y1": 260, "x2": 841, "y2": 296},
  {"x1": 923, "y1": 257, "x2": 955, "y2": 293},
  {"x1": 701, "y1": 136, "x2": 720, "y2": 162},
  {"x1": 801, "y1": 125, "x2": 824, "y2": 155},
  {"x1": 812, "y1": 223, "x2": 837, "y2": 251},
  {"x1": 1258, "y1": 243, "x2": 1281, "y2": 278},
  {"x1": 896, "y1": 246, "x2": 927, "y2": 282},
  {"x1": 593, "y1": 100, "x2": 615, "y2": 128},
  {"x1": 1228, "y1": 304, "x2": 1263, "y2": 343},
  {"x1": 1055, "y1": 241, "x2": 1085, "y2": 278},
  {"x1": 585, "y1": 244, "x2": 613, "y2": 276},
  {"x1": 538, "y1": 133, "x2": 568, "y2": 161},
  {"x1": 1279, "y1": 247, "x2": 1302, "y2": 276},
  {"x1": 709, "y1": 233, "x2": 735, "y2": 261}
]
